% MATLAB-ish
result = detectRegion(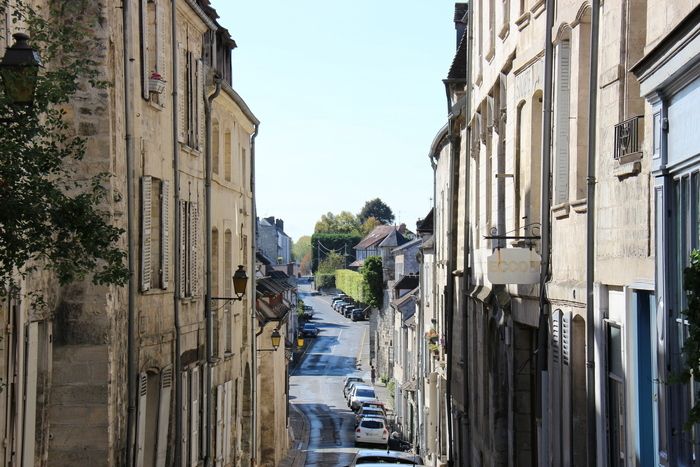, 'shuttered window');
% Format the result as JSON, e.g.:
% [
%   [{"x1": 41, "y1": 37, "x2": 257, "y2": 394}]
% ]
[
  {"x1": 180, "y1": 371, "x2": 189, "y2": 467},
  {"x1": 155, "y1": 366, "x2": 172, "y2": 467},
  {"x1": 224, "y1": 230, "x2": 233, "y2": 353},
  {"x1": 190, "y1": 367, "x2": 200, "y2": 466},
  {"x1": 140, "y1": 0, "x2": 163, "y2": 101},
  {"x1": 216, "y1": 385, "x2": 225, "y2": 465},
  {"x1": 178, "y1": 200, "x2": 200, "y2": 298},
  {"x1": 142, "y1": 177, "x2": 169, "y2": 291},
  {"x1": 224, "y1": 380, "x2": 233, "y2": 463},
  {"x1": 554, "y1": 40, "x2": 571, "y2": 204},
  {"x1": 550, "y1": 309, "x2": 562, "y2": 466}
]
